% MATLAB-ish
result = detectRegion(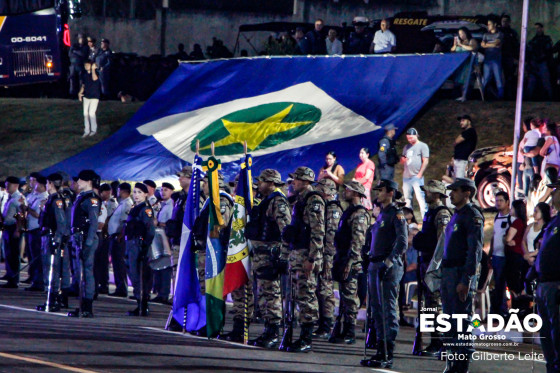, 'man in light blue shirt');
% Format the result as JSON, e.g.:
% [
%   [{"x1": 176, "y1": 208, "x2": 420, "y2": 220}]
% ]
[
  {"x1": 152, "y1": 182, "x2": 175, "y2": 304},
  {"x1": 2, "y1": 177, "x2": 24, "y2": 288},
  {"x1": 24, "y1": 175, "x2": 49, "y2": 291},
  {"x1": 107, "y1": 183, "x2": 133, "y2": 297}
]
